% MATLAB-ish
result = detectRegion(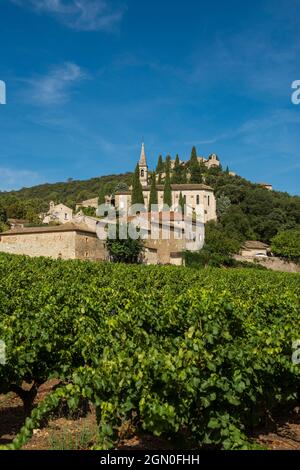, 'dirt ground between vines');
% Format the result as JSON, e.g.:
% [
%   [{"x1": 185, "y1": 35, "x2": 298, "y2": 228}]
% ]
[{"x1": 1, "y1": 380, "x2": 300, "y2": 450}]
